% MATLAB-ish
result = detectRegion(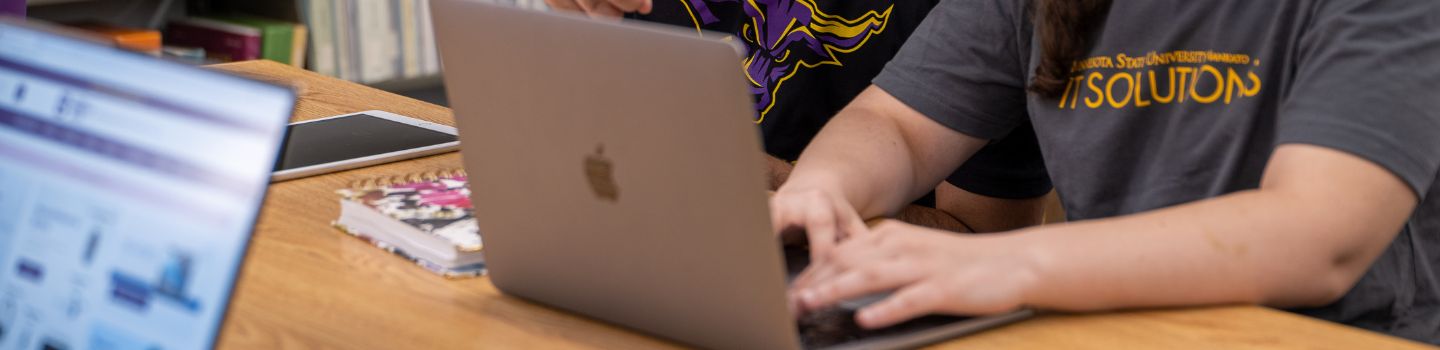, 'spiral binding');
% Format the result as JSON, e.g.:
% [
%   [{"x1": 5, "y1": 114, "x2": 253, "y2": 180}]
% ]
[{"x1": 347, "y1": 168, "x2": 466, "y2": 191}]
